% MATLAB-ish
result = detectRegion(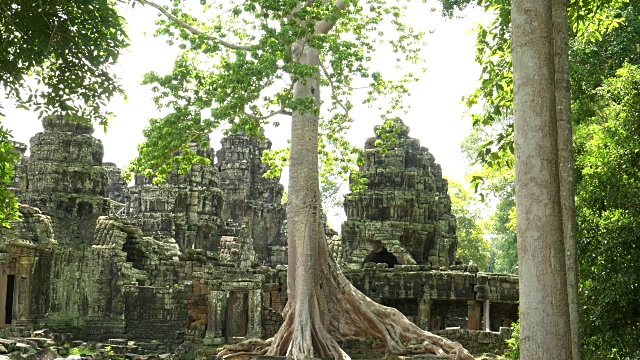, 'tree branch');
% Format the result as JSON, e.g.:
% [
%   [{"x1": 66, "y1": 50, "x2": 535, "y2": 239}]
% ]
[
  {"x1": 137, "y1": 0, "x2": 253, "y2": 51},
  {"x1": 320, "y1": 61, "x2": 349, "y2": 116},
  {"x1": 243, "y1": 109, "x2": 292, "y2": 121},
  {"x1": 315, "y1": 0, "x2": 347, "y2": 34}
]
